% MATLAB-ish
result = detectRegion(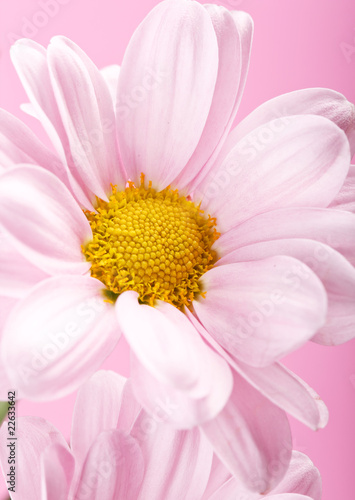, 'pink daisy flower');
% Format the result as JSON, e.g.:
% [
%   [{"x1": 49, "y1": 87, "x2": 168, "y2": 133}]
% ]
[
  {"x1": 0, "y1": 0, "x2": 354, "y2": 491},
  {"x1": 0, "y1": 371, "x2": 322, "y2": 500}
]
